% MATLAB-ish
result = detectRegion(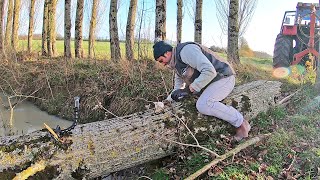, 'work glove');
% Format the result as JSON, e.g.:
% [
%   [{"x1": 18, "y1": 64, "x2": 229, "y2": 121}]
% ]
[{"x1": 171, "y1": 88, "x2": 191, "y2": 102}]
